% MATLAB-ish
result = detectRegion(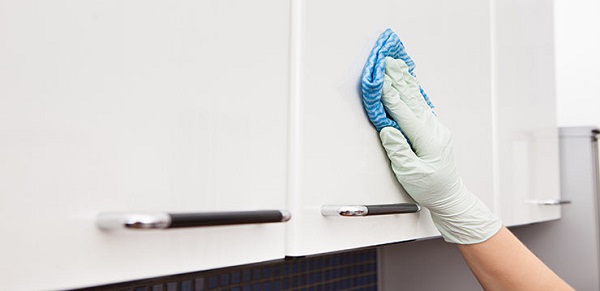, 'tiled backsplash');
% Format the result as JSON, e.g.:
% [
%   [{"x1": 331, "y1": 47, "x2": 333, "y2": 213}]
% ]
[{"x1": 74, "y1": 248, "x2": 377, "y2": 291}]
